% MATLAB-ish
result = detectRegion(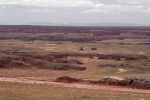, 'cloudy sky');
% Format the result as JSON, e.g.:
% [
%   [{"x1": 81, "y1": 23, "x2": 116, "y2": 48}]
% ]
[{"x1": 0, "y1": 0, "x2": 150, "y2": 25}]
